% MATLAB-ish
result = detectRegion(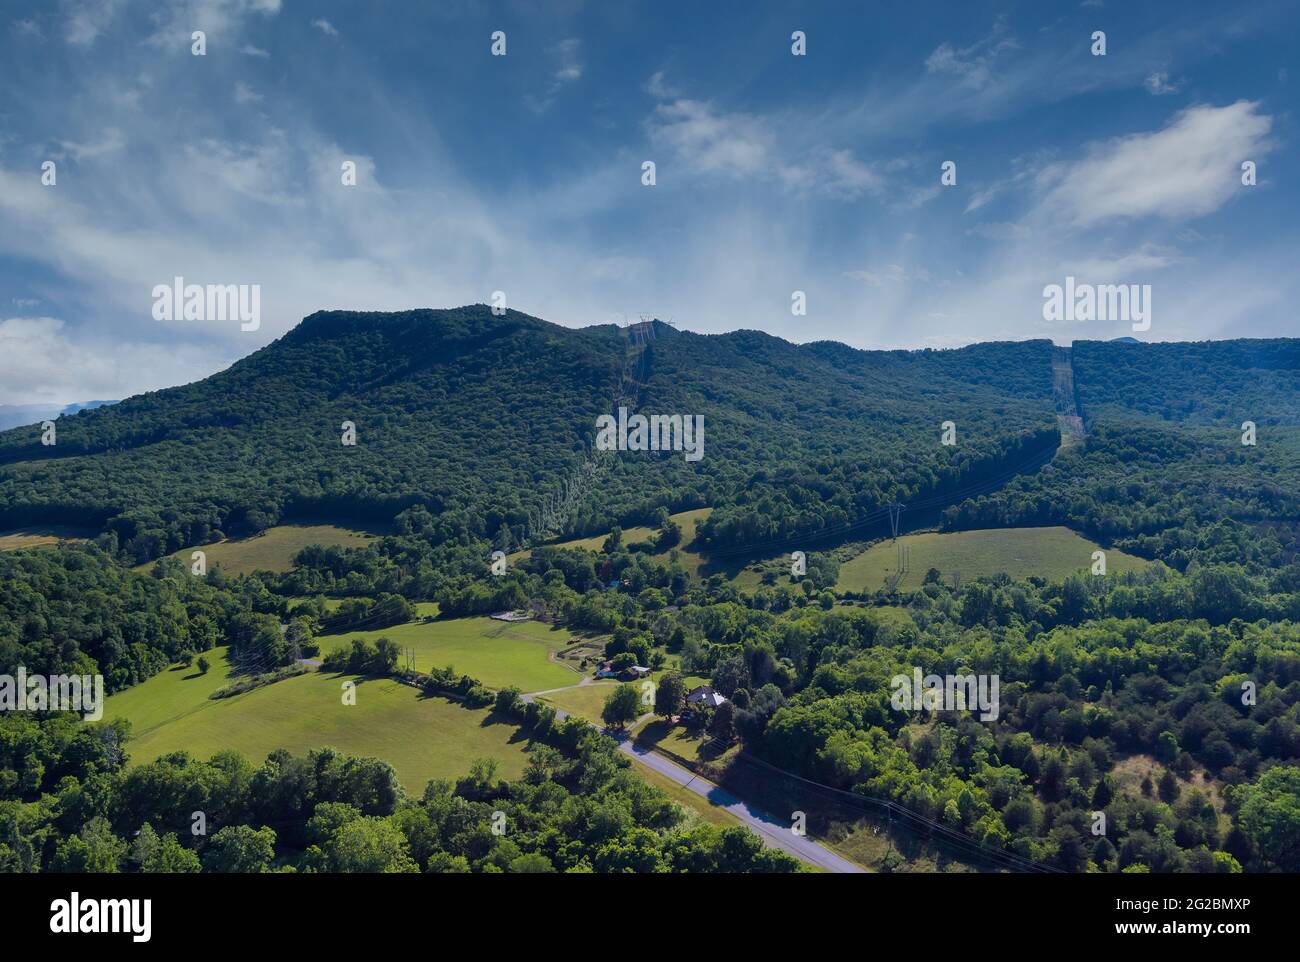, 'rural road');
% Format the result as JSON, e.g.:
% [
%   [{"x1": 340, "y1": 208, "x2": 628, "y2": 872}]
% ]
[
  {"x1": 615, "y1": 737, "x2": 866, "y2": 873},
  {"x1": 521, "y1": 683, "x2": 865, "y2": 873}
]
